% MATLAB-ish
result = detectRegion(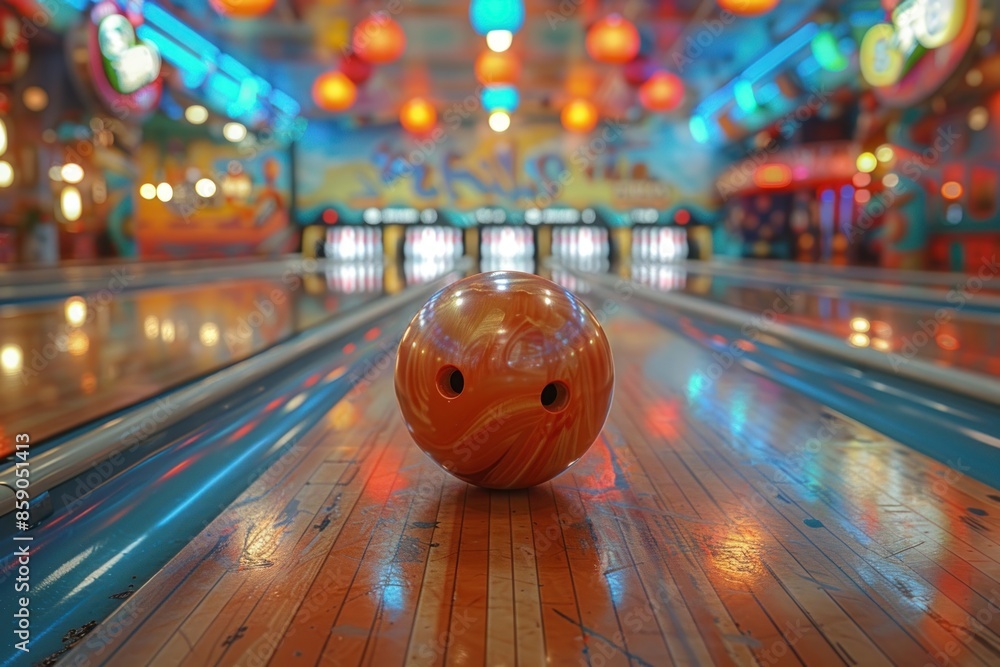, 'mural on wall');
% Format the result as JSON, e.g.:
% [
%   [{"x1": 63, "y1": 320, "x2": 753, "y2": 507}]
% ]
[
  {"x1": 135, "y1": 139, "x2": 293, "y2": 258},
  {"x1": 296, "y1": 117, "x2": 721, "y2": 223}
]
